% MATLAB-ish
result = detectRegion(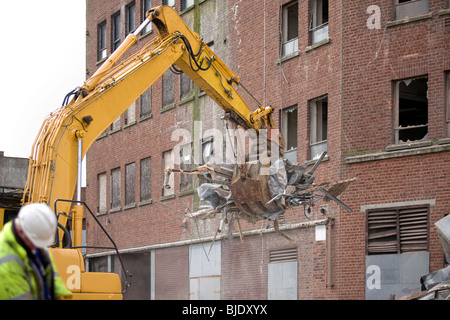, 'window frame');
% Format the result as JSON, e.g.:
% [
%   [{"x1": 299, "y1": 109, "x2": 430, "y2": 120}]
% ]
[
  {"x1": 111, "y1": 167, "x2": 121, "y2": 210},
  {"x1": 140, "y1": 157, "x2": 152, "y2": 203},
  {"x1": 97, "y1": 20, "x2": 107, "y2": 61},
  {"x1": 309, "y1": 95, "x2": 328, "y2": 160},
  {"x1": 281, "y1": 1, "x2": 299, "y2": 57},
  {"x1": 111, "y1": 11, "x2": 121, "y2": 52},
  {"x1": 126, "y1": 1, "x2": 136, "y2": 34},
  {"x1": 142, "y1": 0, "x2": 152, "y2": 35},
  {"x1": 281, "y1": 105, "x2": 298, "y2": 163},
  {"x1": 125, "y1": 162, "x2": 136, "y2": 207},
  {"x1": 309, "y1": 0, "x2": 329, "y2": 45},
  {"x1": 393, "y1": 76, "x2": 428, "y2": 144}
]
